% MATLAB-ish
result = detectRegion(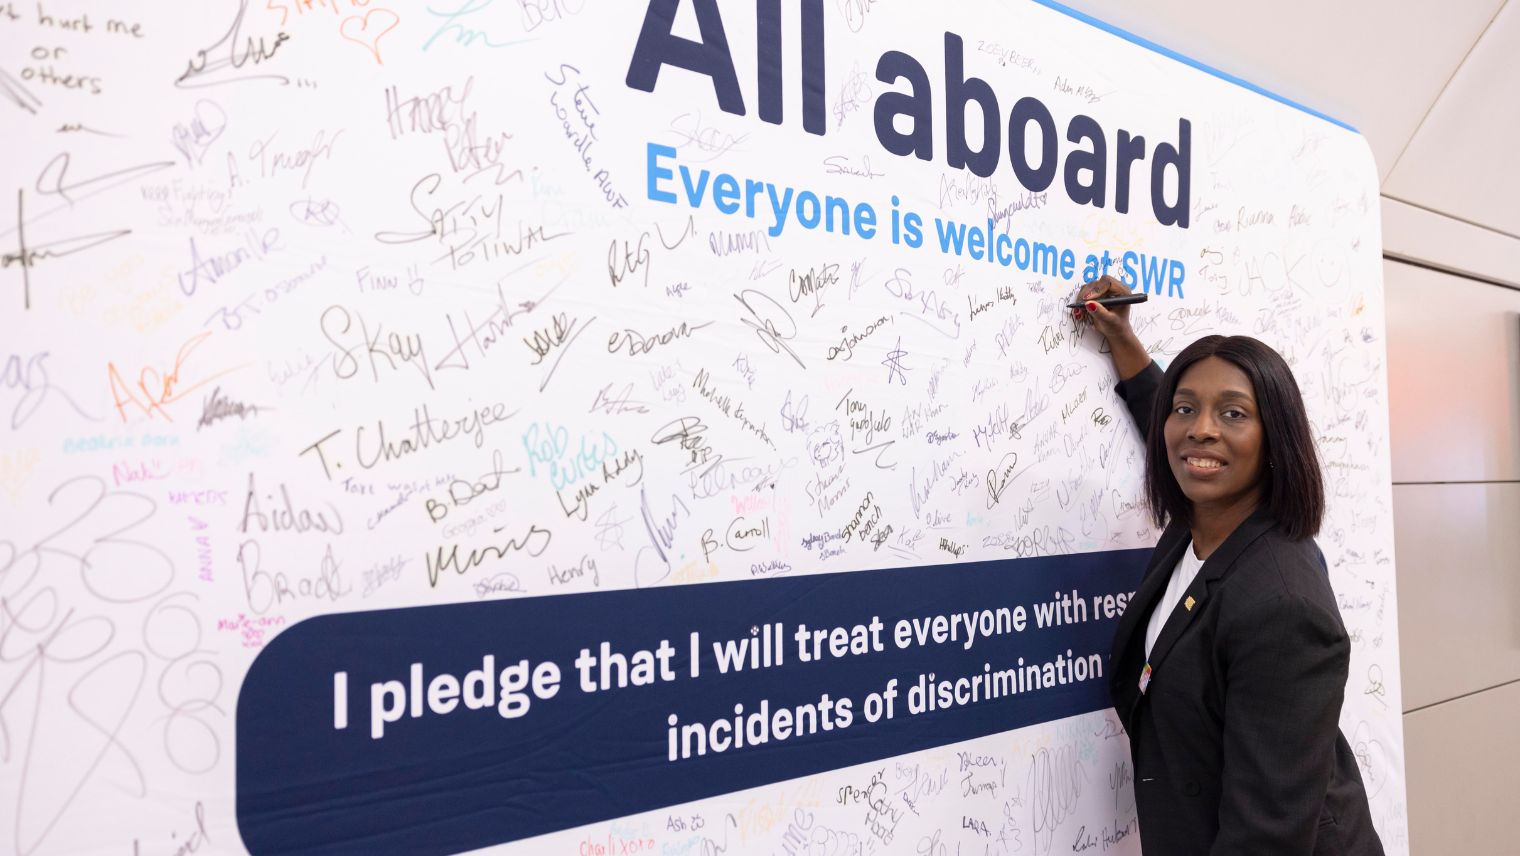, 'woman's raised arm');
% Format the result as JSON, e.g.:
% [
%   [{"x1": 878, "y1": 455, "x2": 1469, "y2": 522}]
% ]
[{"x1": 1077, "y1": 275, "x2": 1161, "y2": 438}]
